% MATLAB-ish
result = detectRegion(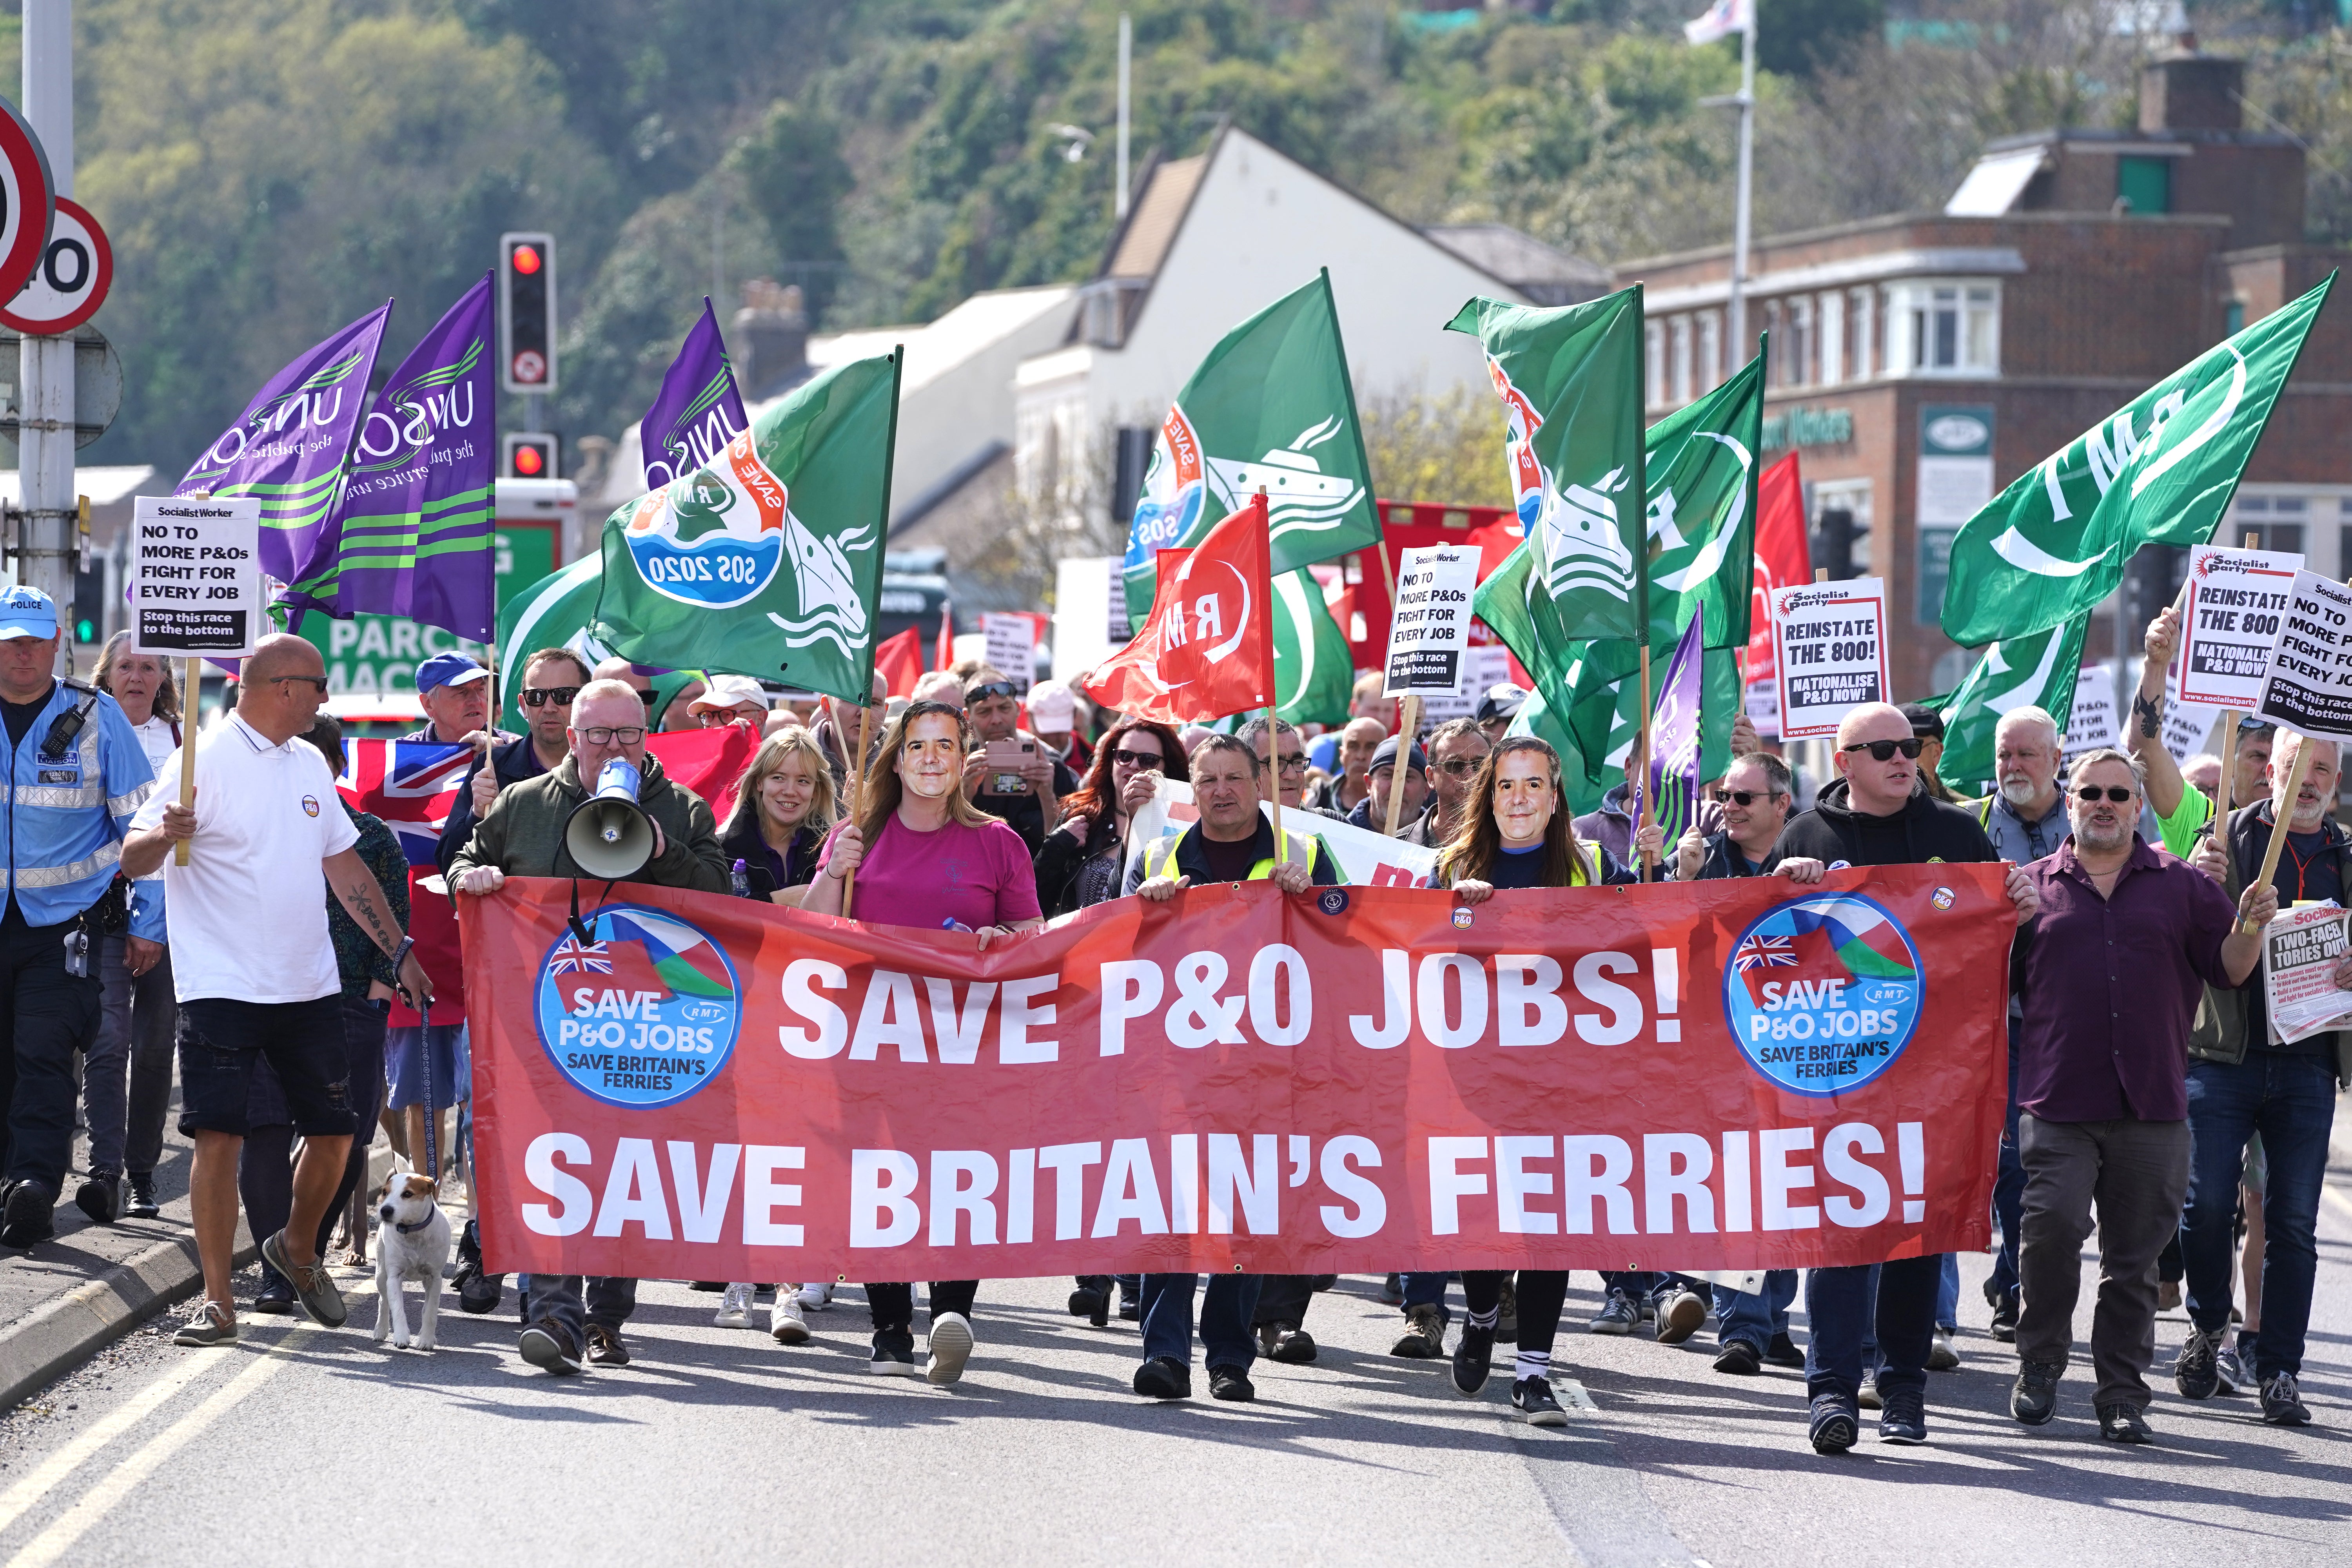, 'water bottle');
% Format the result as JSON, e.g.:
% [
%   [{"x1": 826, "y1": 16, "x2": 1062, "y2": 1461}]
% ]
[{"x1": 730, "y1": 858, "x2": 751, "y2": 900}]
